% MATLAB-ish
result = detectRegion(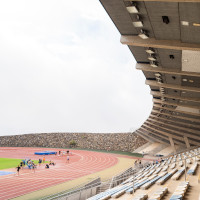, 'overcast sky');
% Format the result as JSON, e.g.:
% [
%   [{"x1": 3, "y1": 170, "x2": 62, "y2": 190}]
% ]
[{"x1": 0, "y1": 0, "x2": 152, "y2": 136}]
